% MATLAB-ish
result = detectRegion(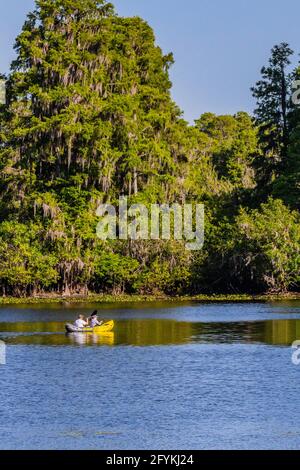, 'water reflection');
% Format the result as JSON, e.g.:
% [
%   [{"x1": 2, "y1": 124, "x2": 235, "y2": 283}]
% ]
[
  {"x1": 264, "y1": 319, "x2": 300, "y2": 345},
  {"x1": 0, "y1": 319, "x2": 194, "y2": 347},
  {"x1": 68, "y1": 332, "x2": 115, "y2": 346},
  {"x1": 1, "y1": 319, "x2": 300, "y2": 347}
]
